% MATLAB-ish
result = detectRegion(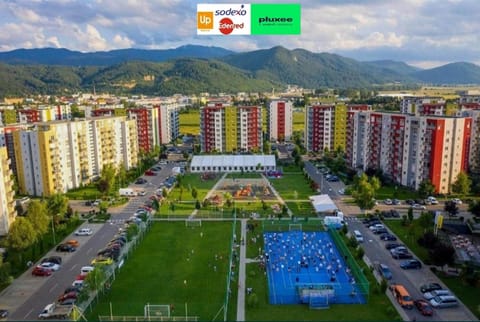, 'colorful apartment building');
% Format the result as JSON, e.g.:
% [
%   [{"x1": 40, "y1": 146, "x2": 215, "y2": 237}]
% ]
[
  {"x1": 305, "y1": 104, "x2": 370, "y2": 153},
  {"x1": 346, "y1": 111, "x2": 472, "y2": 194},
  {"x1": 12, "y1": 117, "x2": 138, "y2": 197},
  {"x1": 400, "y1": 96, "x2": 445, "y2": 115},
  {"x1": 458, "y1": 105, "x2": 480, "y2": 174},
  {"x1": 0, "y1": 146, "x2": 16, "y2": 236},
  {"x1": 200, "y1": 103, "x2": 262, "y2": 153},
  {"x1": 267, "y1": 100, "x2": 293, "y2": 142},
  {"x1": 128, "y1": 104, "x2": 179, "y2": 152}
]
